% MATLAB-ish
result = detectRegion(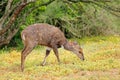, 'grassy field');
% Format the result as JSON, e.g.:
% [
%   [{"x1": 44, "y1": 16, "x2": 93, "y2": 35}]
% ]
[{"x1": 0, "y1": 36, "x2": 120, "y2": 80}]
